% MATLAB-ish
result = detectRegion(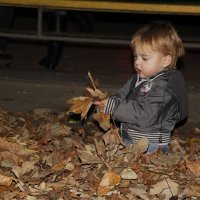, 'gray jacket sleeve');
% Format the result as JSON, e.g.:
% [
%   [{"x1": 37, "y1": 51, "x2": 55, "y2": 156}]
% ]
[
  {"x1": 105, "y1": 83, "x2": 179, "y2": 129},
  {"x1": 105, "y1": 75, "x2": 137, "y2": 114}
]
